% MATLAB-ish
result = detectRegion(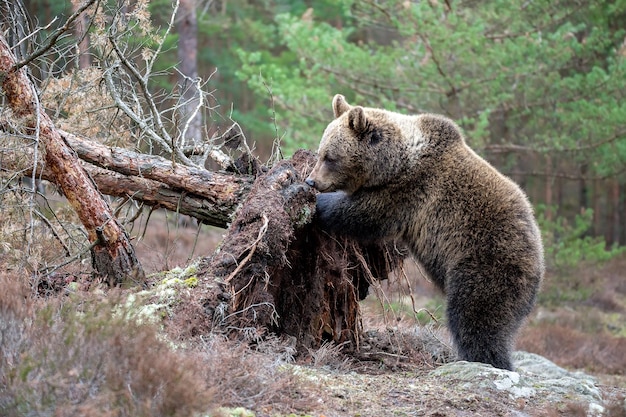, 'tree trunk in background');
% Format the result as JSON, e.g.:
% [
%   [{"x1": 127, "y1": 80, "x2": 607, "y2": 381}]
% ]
[
  {"x1": 593, "y1": 180, "x2": 603, "y2": 243},
  {"x1": 72, "y1": 0, "x2": 91, "y2": 69},
  {"x1": 611, "y1": 180, "x2": 620, "y2": 246},
  {"x1": 0, "y1": 35, "x2": 144, "y2": 286},
  {"x1": 620, "y1": 183, "x2": 626, "y2": 245},
  {"x1": 579, "y1": 164, "x2": 591, "y2": 236},
  {"x1": 544, "y1": 154, "x2": 553, "y2": 221},
  {"x1": 556, "y1": 174, "x2": 563, "y2": 219},
  {"x1": 176, "y1": 0, "x2": 202, "y2": 148}
]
